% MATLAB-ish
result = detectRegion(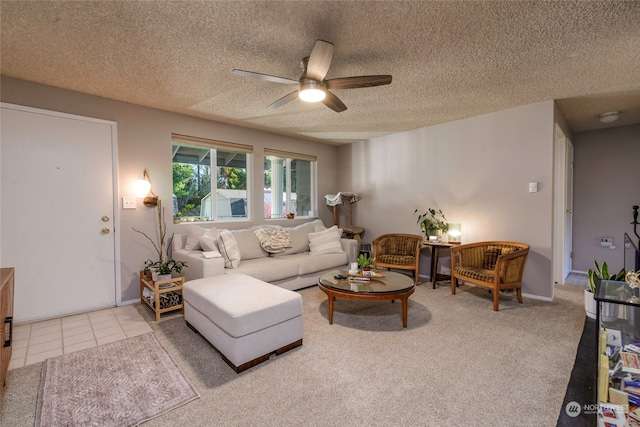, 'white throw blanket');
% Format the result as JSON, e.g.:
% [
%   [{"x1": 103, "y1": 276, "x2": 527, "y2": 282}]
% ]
[
  {"x1": 251, "y1": 225, "x2": 292, "y2": 253},
  {"x1": 324, "y1": 192, "x2": 359, "y2": 206}
]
